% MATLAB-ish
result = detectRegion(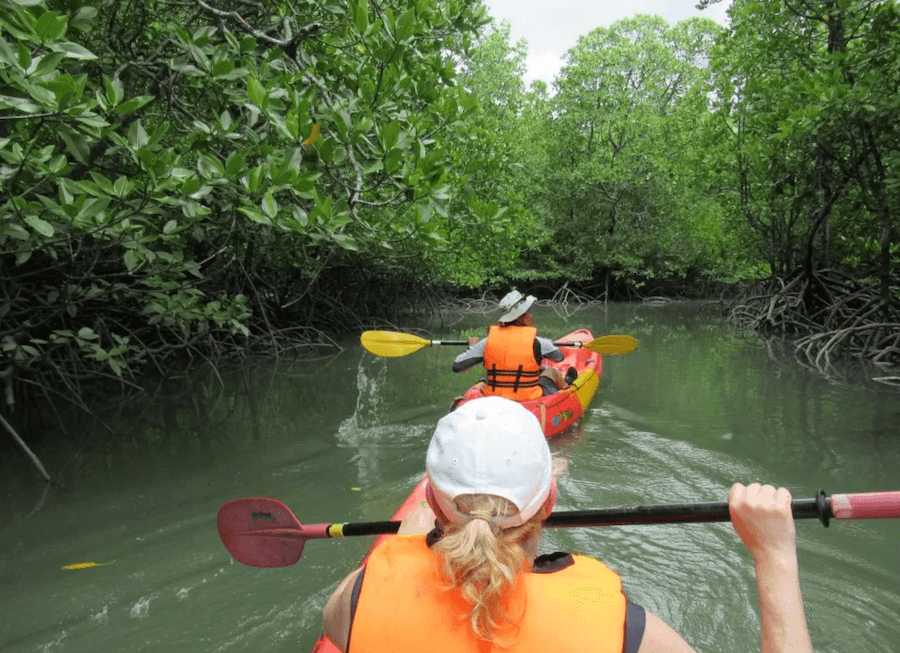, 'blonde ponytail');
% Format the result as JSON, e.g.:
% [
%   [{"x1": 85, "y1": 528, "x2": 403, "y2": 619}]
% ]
[{"x1": 432, "y1": 456, "x2": 568, "y2": 646}]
